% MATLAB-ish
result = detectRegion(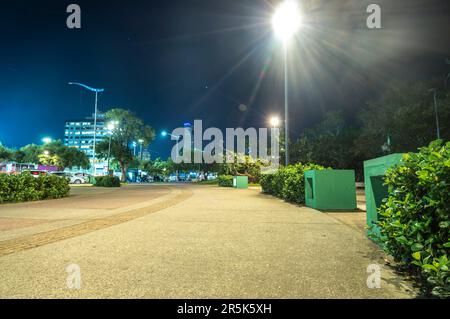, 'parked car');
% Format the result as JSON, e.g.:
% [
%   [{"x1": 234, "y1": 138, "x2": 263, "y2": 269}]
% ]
[
  {"x1": 70, "y1": 173, "x2": 92, "y2": 184},
  {"x1": 50, "y1": 171, "x2": 71, "y2": 178},
  {"x1": 23, "y1": 170, "x2": 48, "y2": 177}
]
